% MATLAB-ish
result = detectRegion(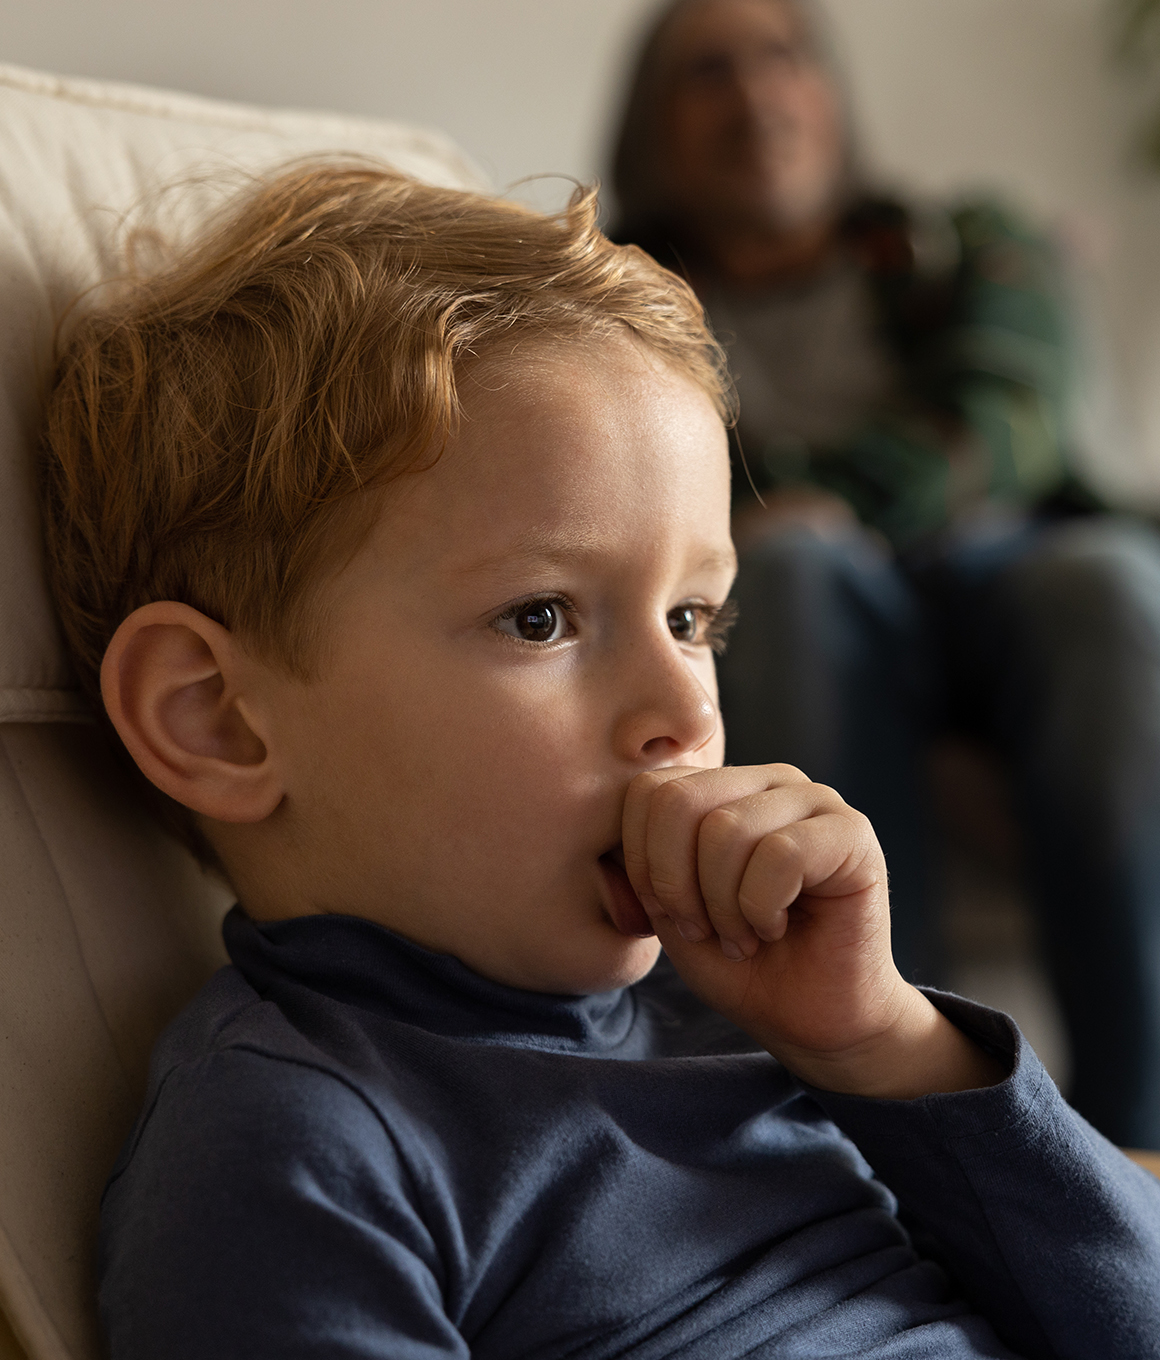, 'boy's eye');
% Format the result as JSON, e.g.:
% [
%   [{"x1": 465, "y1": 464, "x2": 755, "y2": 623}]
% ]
[
  {"x1": 667, "y1": 600, "x2": 739, "y2": 654},
  {"x1": 494, "y1": 598, "x2": 572, "y2": 644},
  {"x1": 667, "y1": 605, "x2": 700, "y2": 643}
]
